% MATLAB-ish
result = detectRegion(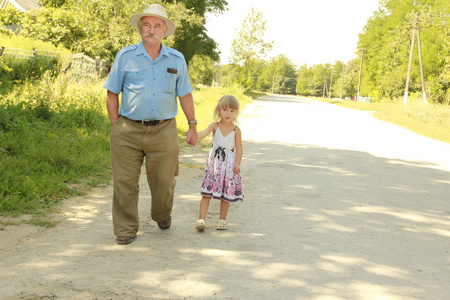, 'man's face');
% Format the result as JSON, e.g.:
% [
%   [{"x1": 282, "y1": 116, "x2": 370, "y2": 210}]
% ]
[{"x1": 138, "y1": 16, "x2": 168, "y2": 46}]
